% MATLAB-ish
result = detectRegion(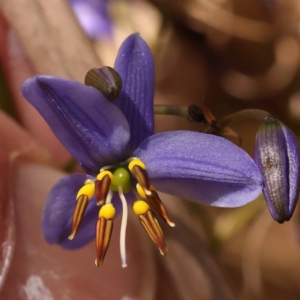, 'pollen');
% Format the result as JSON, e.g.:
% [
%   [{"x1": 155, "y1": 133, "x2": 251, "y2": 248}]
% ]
[
  {"x1": 128, "y1": 159, "x2": 146, "y2": 171},
  {"x1": 96, "y1": 170, "x2": 114, "y2": 181},
  {"x1": 133, "y1": 200, "x2": 150, "y2": 216},
  {"x1": 136, "y1": 183, "x2": 146, "y2": 198},
  {"x1": 99, "y1": 203, "x2": 116, "y2": 219},
  {"x1": 76, "y1": 182, "x2": 95, "y2": 200}
]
